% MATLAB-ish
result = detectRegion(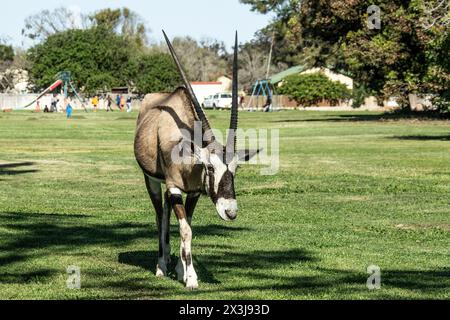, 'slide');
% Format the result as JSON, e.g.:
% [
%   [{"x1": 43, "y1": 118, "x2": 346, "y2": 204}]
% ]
[{"x1": 23, "y1": 79, "x2": 63, "y2": 109}]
